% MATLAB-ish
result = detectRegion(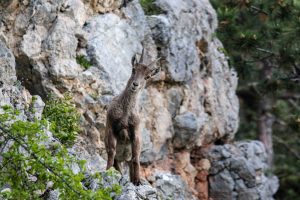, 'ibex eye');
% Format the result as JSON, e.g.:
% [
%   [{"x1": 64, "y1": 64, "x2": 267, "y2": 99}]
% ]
[{"x1": 145, "y1": 75, "x2": 150, "y2": 80}]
